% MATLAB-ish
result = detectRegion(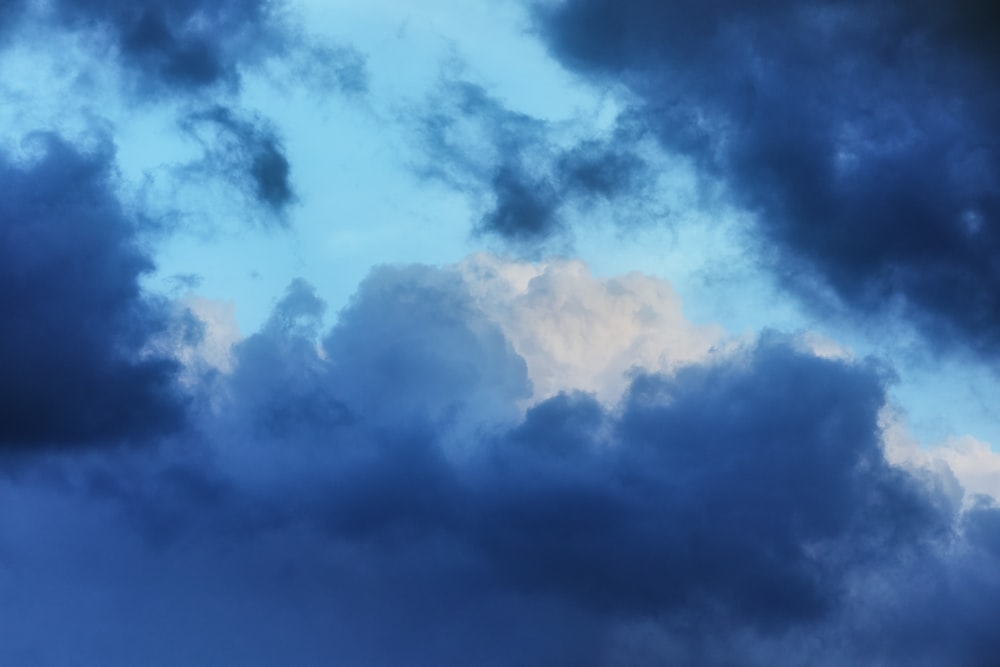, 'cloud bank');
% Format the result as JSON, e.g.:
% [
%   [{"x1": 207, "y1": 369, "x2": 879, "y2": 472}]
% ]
[
  {"x1": 3, "y1": 256, "x2": 1000, "y2": 665},
  {"x1": 531, "y1": 0, "x2": 1000, "y2": 355}
]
